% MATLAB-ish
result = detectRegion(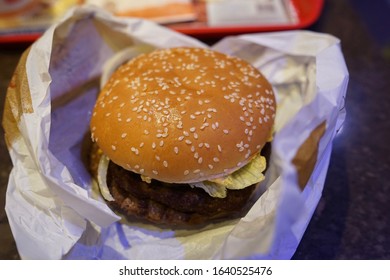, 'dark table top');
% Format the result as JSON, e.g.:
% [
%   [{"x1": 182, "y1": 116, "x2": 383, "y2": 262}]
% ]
[{"x1": 1, "y1": 0, "x2": 389, "y2": 260}]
